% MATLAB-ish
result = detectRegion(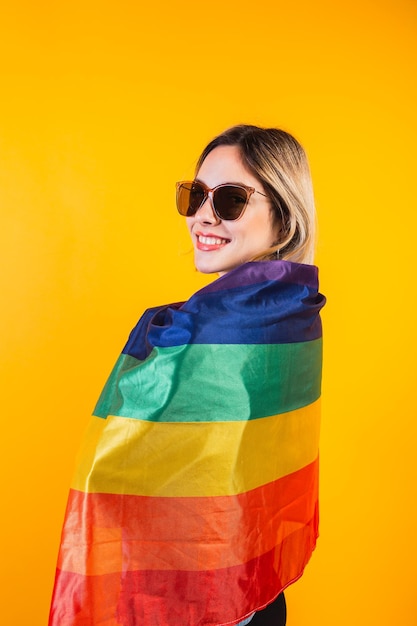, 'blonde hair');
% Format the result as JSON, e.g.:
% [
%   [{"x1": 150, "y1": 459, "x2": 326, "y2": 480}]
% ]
[{"x1": 196, "y1": 124, "x2": 316, "y2": 264}]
